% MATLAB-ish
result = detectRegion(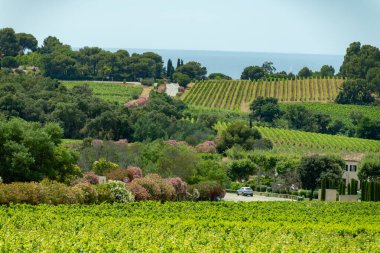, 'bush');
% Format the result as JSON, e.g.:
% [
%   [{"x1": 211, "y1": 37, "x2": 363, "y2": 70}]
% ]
[
  {"x1": 189, "y1": 181, "x2": 225, "y2": 201},
  {"x1": 141, "y1": 78, "x2": 155, "y2": 86},
  {"x1": 0, "y1": 182, "x2": 41, "y2": 205},
  {"x1": 73, "y1": 172, "x2": 99, "y2": 185},
  {"x1": 145, "y1": 174, "x2": 175, "y2": 201},
  {"x1": 94, "y1": 184, "x2": 115, "y2": 203},
  {"x1": 39, "y1": 180, "x2": 83, "y2": 205},
  {"x1": 134, "y1": 176, "x2": 161, "y2": 200},
  {"x1": 105, "y1": 168, "x2": 130, "y2": 182},
  {"x1": 126, "y1": 166, "x2": 143, "y2": 181},
  {"x1": 167, "y1": 177, "x2": 188, "y2": 200},
  {"x1": 92, "y1": 158, "x2": 119, "y2": 175},
  {"x1": 72, "y1": 183, "x2": 98, "y2": 204},
  {"x1": 126, "y1": 181, "x2": 150, "y2": 201},
  {"x1": 230, "y1": 182, "x2": 245, "y2": 190},
  {"x1": 106, "y1": 180, "x2": 134, "y2": 203}
]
